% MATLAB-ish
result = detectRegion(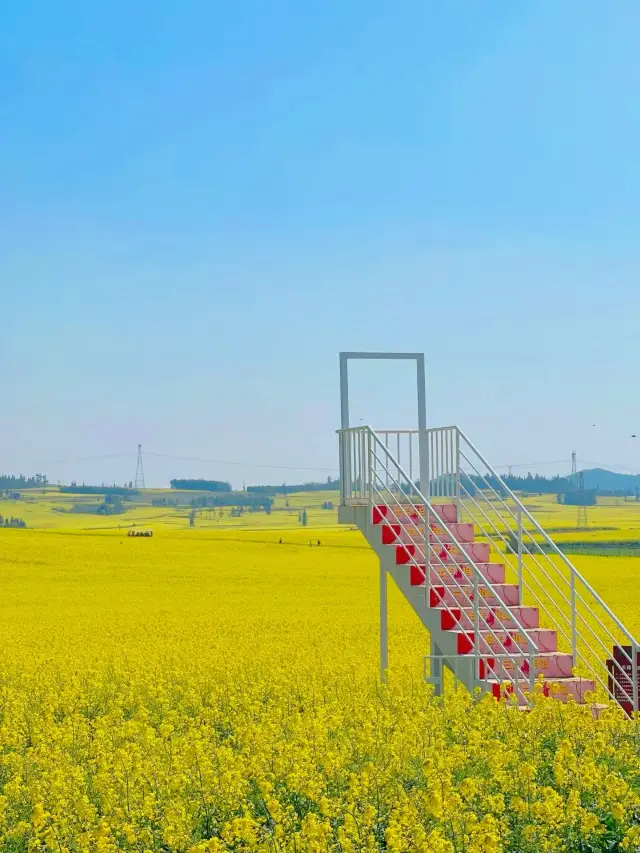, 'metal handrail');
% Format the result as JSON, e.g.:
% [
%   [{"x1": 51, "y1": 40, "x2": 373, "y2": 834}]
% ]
[
  {"x1": 456, "y1": 430, "x2": 637, "y2": 705},
  {"x1": 338, "y1": 423, "x2": 639, "y2": 709},
  {"x1": 458, "y1": 427, "x2": 639, "y2": 645},
  {"x1": 355, "y1": 425, "x2": 638, "y2": 645}
]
